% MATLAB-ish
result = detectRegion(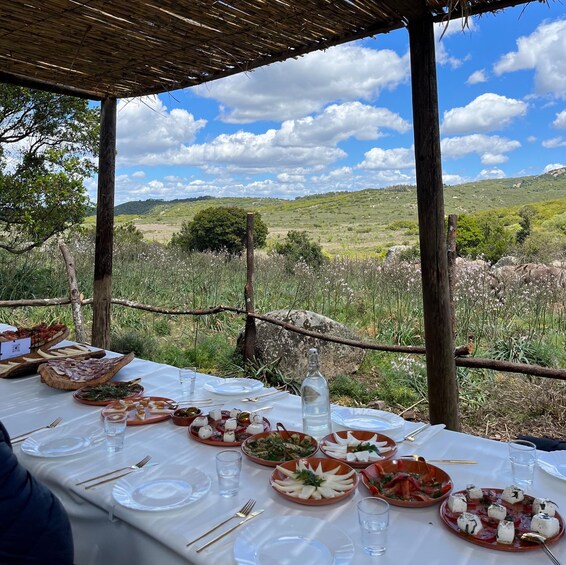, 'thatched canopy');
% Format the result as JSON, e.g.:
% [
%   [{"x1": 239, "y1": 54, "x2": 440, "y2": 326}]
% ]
[{"x1": 0, "y1": 0, "x2": 541, "y2": 100}]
